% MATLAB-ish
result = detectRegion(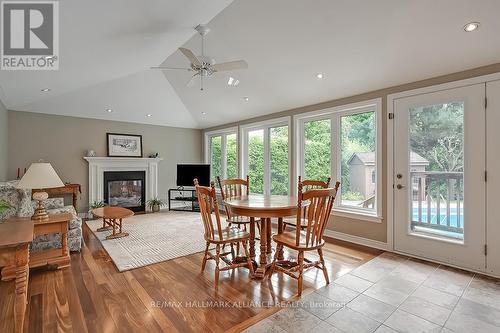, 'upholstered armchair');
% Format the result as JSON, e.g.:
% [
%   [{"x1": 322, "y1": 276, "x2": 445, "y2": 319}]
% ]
[{"x1": 0, "y1": 180, "x2": 83, "y2": 252}]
